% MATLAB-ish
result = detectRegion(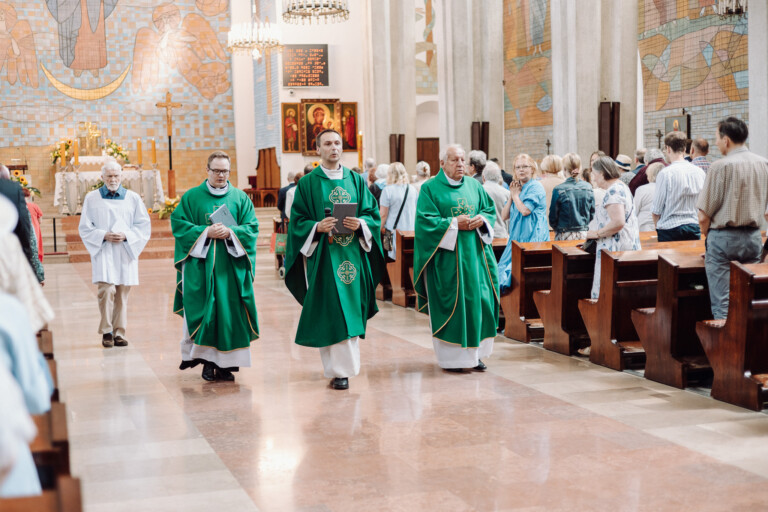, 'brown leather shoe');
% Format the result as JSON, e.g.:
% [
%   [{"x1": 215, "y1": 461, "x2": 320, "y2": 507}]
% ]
[
  {"x1": 114, "y1": 335, "x2": 129, "y2": 347},
  {"x1": 102, "y1": 333, "x2": 114, "y2": 348}
]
